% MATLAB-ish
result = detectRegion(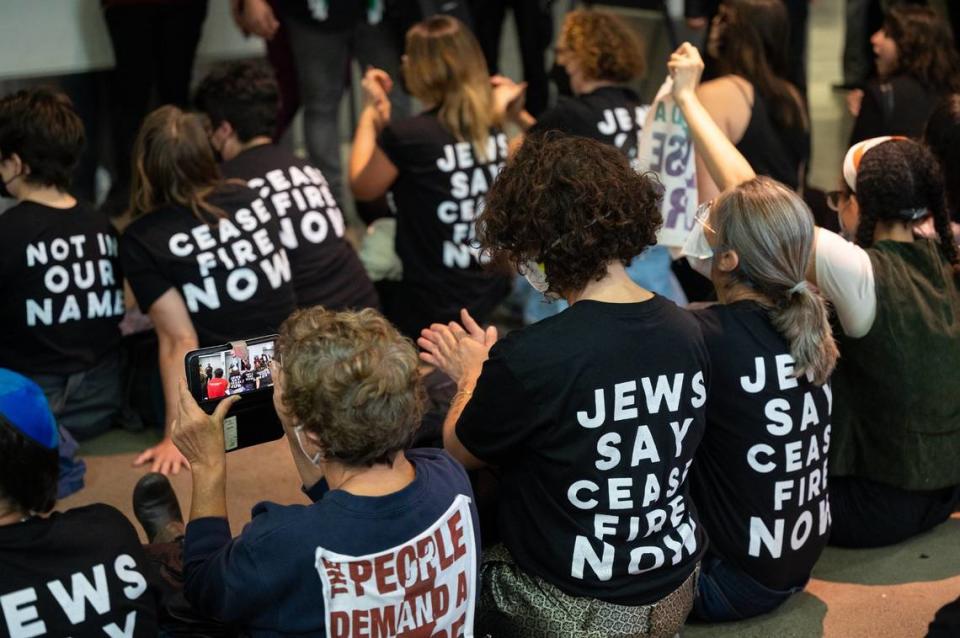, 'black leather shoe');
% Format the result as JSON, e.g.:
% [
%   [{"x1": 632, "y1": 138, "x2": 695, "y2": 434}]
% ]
[{"x1": 133, "y1": 472, "x2": 183, "y2": 543}]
